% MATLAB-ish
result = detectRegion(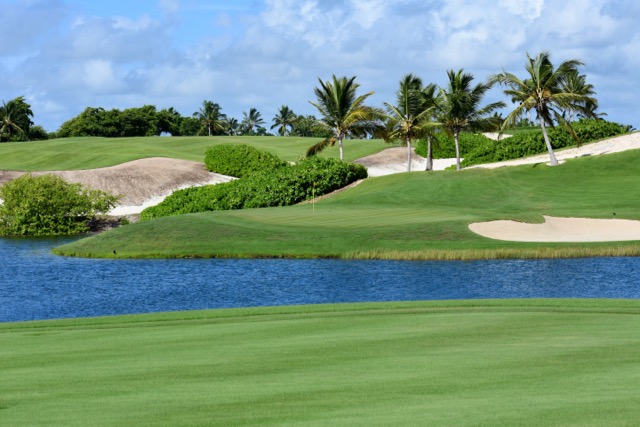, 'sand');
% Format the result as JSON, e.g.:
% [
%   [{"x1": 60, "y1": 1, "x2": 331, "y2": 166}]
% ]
[
  {"x1": 469, "y1": 216, "x2": 640, "y2": 242},
  {"x1": 0, "y1": 158, "x2": 234, "y2": 216},
  {"x1": 354, "y1": 147, "x2": 457, "y2": 176}
]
